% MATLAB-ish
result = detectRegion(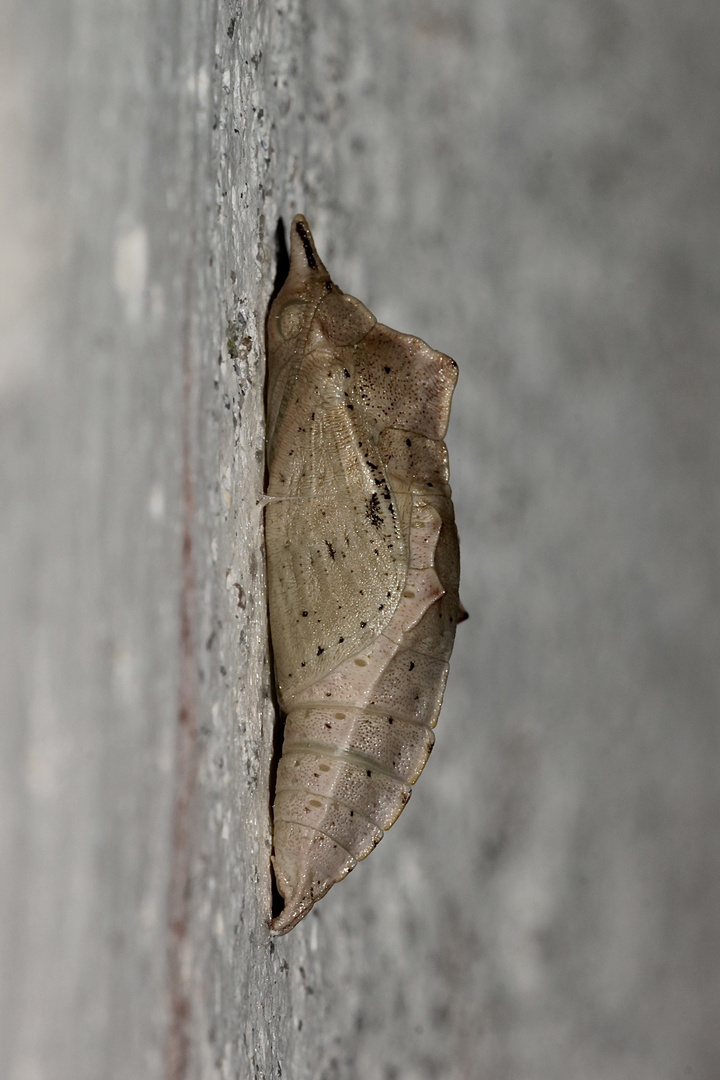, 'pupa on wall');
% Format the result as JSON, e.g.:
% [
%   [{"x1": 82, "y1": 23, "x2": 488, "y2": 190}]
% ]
[{"x1": 265, "y1": 215, "x2": 463, "y2": 934}]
